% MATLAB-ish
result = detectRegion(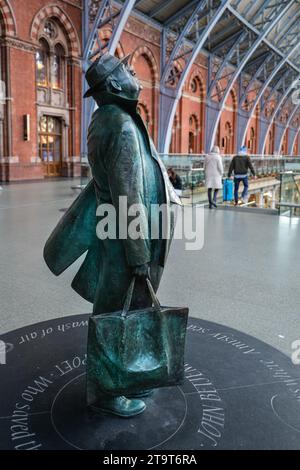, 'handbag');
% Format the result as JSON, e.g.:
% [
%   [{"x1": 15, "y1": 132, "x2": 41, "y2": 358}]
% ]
[{"x1": 86, "y1": 277, "x2": 189, "y2": 396}]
